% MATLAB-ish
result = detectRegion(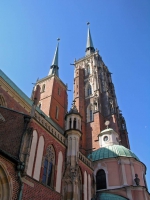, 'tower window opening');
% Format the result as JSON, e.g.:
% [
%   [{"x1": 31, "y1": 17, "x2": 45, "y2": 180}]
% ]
[
  {"x1": 73, "y1": 118, "x2": 76, "y2": 129},
  {"x1": 55, "y1": 106, "x2": 59, "y2": 119},
  {"x1": 41, "y1": 84, "x2": 45, "y2": 92},
  {"x1": 87, "y1": 85, "x2": 92, "y2": 96},
  {"x1": 90, "y1": 110, "x2": 93, "y2": 122},
  {"x1": 69, "y1": 118, "x2": 72, "y2": 129},
  {"x1": 96, "y1": 169, "x2": 107, "y2": 190},
  {"x1": 87, "y1": 65, "x2": 90, "y2": 75}
]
